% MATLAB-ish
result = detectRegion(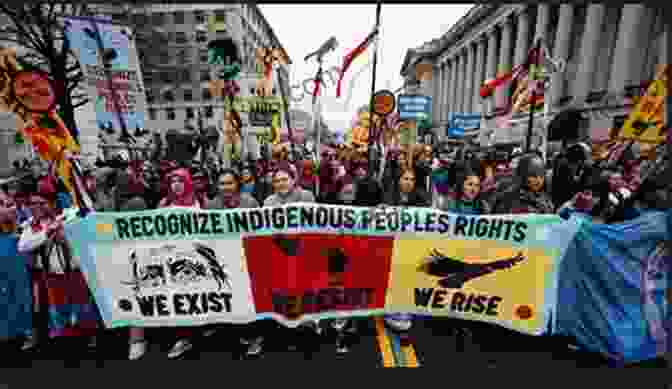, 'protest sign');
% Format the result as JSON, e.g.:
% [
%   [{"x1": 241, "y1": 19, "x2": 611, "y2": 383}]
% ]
[
  {"x1": 618, "y1": 65, "x2": 668, "y2": 144},
  {"x1": 63, "y1": 16, "x2": 146, "y2": 132},
  {"x1": 65, "y1": 204, "x2": 576, "y2": 334}
]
